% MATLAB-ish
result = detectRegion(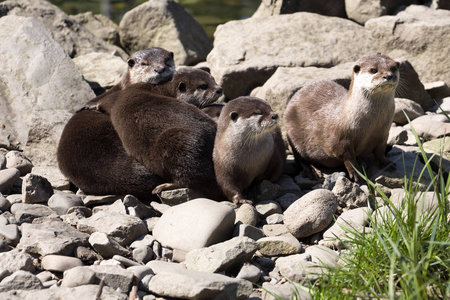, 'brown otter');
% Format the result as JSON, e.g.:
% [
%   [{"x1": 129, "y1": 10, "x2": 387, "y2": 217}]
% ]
[
  {"x1": 201, "y1": 103, "x2": 225, "y2": 122},
  {"x1": 76, "y1": 47, "x2": 175, "y2": 112},
  {"x1": 213, "y1": 96, "x2": 286, "y2": 205},
  {"x1": 284, "y1": 54, "x2": 399, "y2": 181},
  {"x1": 57, "y1": 68, "x2": 223, "y2": 201}
]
